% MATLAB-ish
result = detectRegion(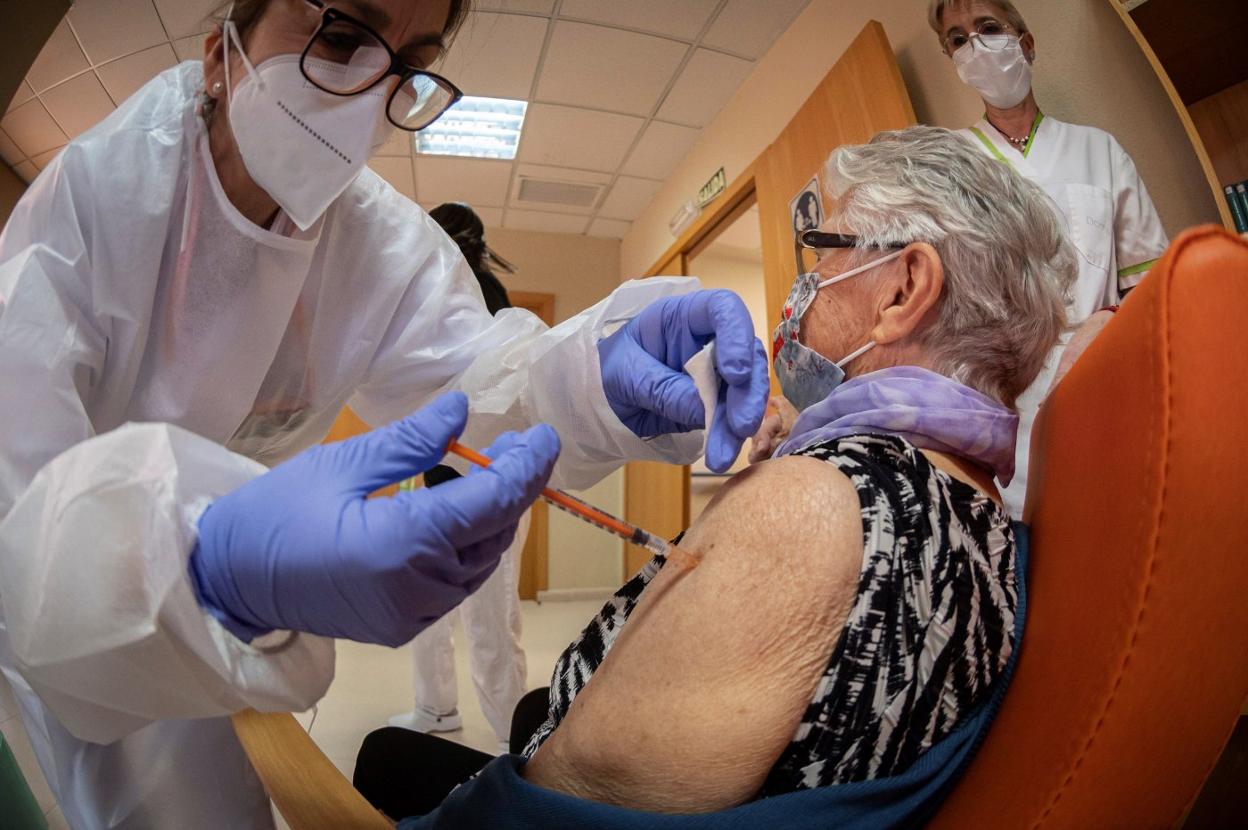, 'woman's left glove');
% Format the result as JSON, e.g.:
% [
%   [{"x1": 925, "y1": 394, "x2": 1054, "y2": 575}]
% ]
[
  {"x1": 189, "y1": 392, "x2": 559, "y2": 647},
  {"x1": 598, "y1": 289, "x2": 769, "y2": 472}
]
